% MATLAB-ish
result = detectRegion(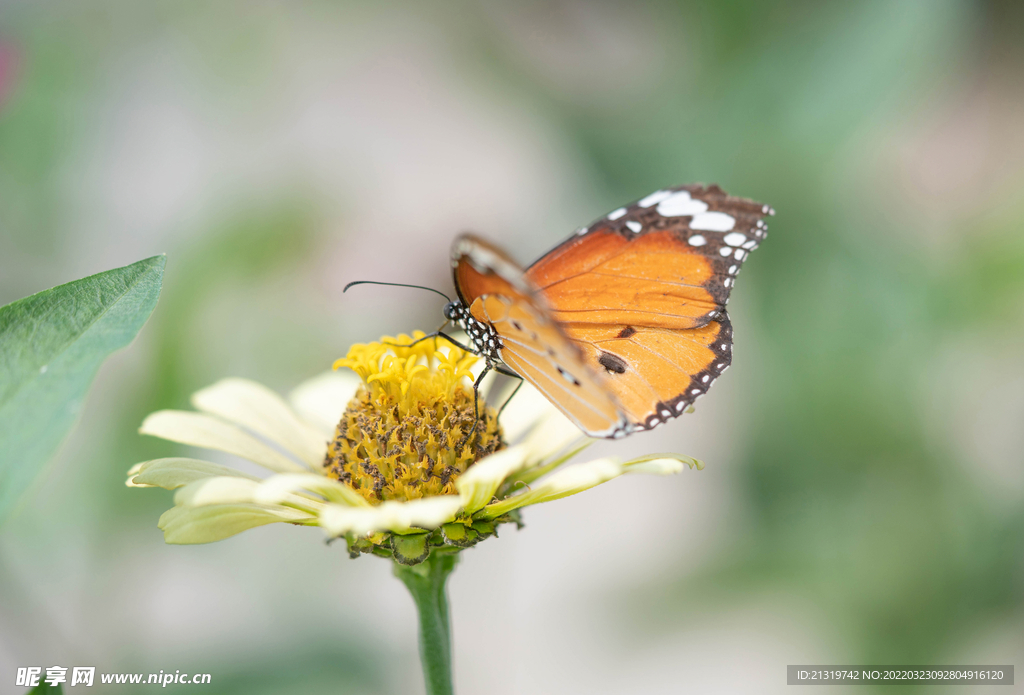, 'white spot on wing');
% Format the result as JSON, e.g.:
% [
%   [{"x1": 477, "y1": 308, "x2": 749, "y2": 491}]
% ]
[
  {"x1": 691, "y1": 212, "x2": 736, "y2": 232},
  {"x1": 556, "y1": 366, "x2": 580, "y2": 386},
  {"x1": 719, "y1": 246, "x2": 732, "y2": 256},
  {"x1": 723, "y1": 232, "x2": 747, "y2": 246},
  {"x1": 625, "y1": 220, "x2": 642, "y2": 233},
  {"x1": 688, "y1": 234, "x2": 707, "y2": 247},
  {"x1": 607, "y1": 207, "x2": 627, "y2": 221},
  {"x1": 656, "y1": 191, "x2": 708, "y2": 217},
  {"x1": 638, "y1": 190, "x2": 672, "y2": 207},
  {"x1": 742, "y1": 239, "x2": 757, "y2": 249},
  {"x1": 734, "y1": 249, "x2": 746, "y2": 260}
]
